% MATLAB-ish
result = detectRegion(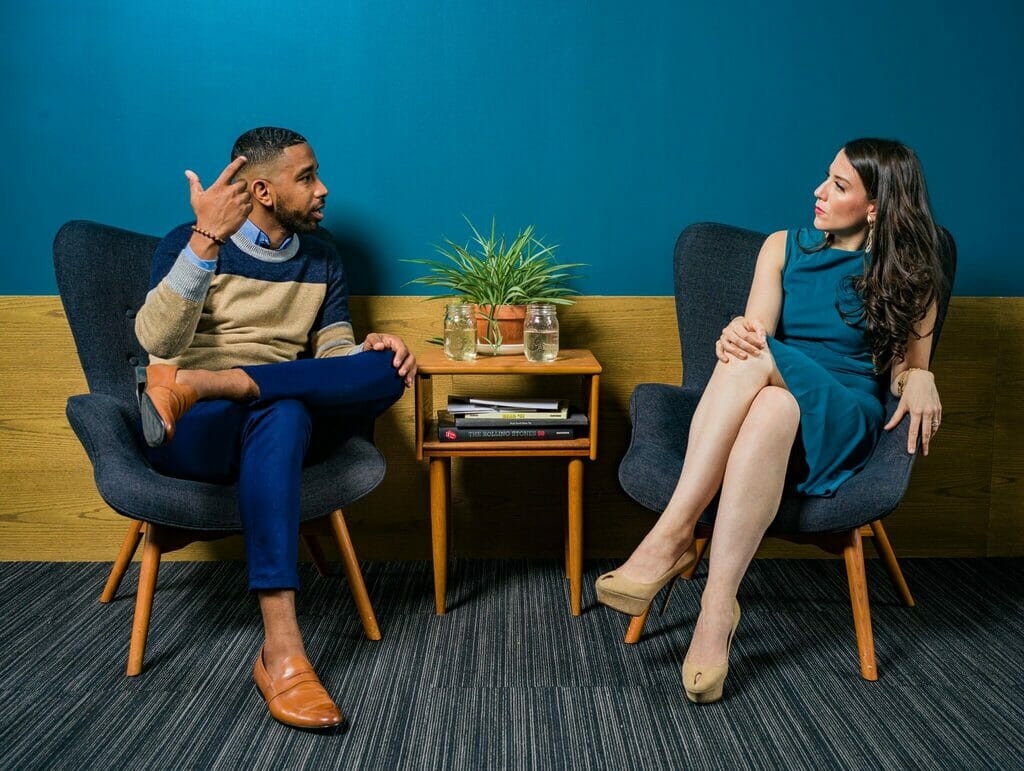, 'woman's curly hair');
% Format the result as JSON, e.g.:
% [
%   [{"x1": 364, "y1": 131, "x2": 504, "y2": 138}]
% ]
[{"x1": 805, "y1": 138, "x2": 946, "y2": 373}]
